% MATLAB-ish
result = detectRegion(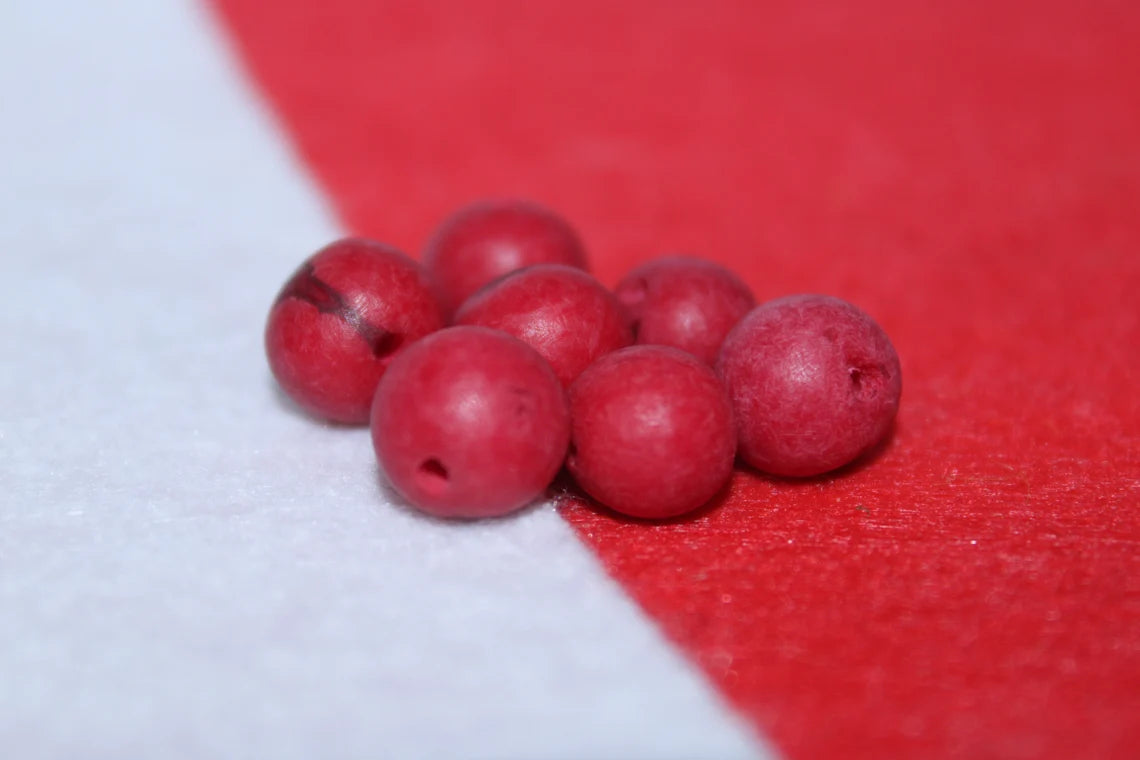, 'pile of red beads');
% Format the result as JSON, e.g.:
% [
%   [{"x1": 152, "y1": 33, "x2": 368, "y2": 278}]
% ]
[{"x1": 265, "y1": 200, "x2": 902, "y2": 520}]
